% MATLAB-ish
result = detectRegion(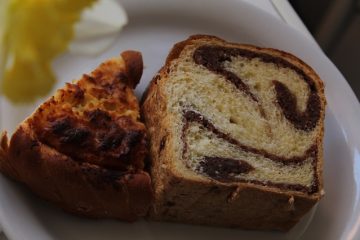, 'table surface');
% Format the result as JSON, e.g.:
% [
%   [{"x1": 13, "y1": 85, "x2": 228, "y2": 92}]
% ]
[{"x1": 0, "y1": 0, "x2": 312, "y2": 239}]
